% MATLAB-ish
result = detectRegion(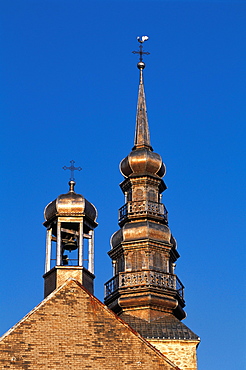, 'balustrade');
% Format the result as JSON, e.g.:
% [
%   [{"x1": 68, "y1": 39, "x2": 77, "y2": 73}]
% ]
[
  {"x1": 104, "y1": 270, "x2": 184, "y2": 300},
  {"x1": 104, "y1": 275, "x2": 119, "y2": 297},
  {"x1": 119, "y1": 200, "x2": 168, "y2": 223}
]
